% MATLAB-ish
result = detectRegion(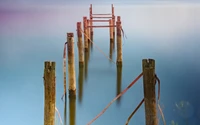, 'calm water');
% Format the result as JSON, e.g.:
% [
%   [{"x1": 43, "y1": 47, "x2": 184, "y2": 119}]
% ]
[{"x1": 0, "y1": 3, "x2": 200, "y2": 125}]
